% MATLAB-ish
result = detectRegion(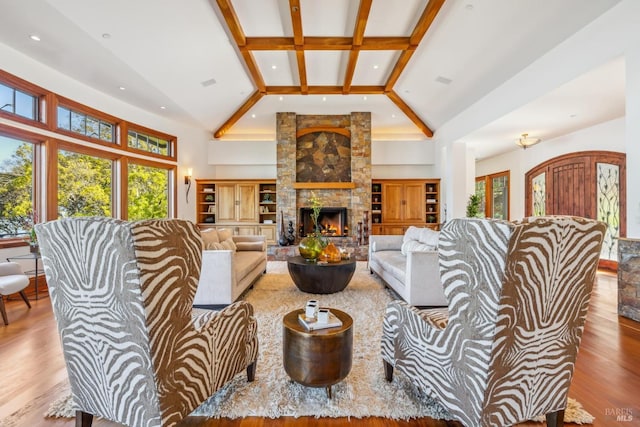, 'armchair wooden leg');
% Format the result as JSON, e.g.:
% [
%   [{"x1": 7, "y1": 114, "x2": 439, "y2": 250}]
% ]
[
  {"x1": 247, "y1": 361, "x2": 257, "y2": 382},
  {"x1": 546, "y1": 409, "x2": 565, "y2": 427},
  {"x1": 75, "y1": 410, "x2": 93, "y2": 427},
  {"x1": 19, "y1": 290, "x2": 31, "y2": 308},
  {"x1": 383, "y1": 360, "x2": 394, "y2": 381}
]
